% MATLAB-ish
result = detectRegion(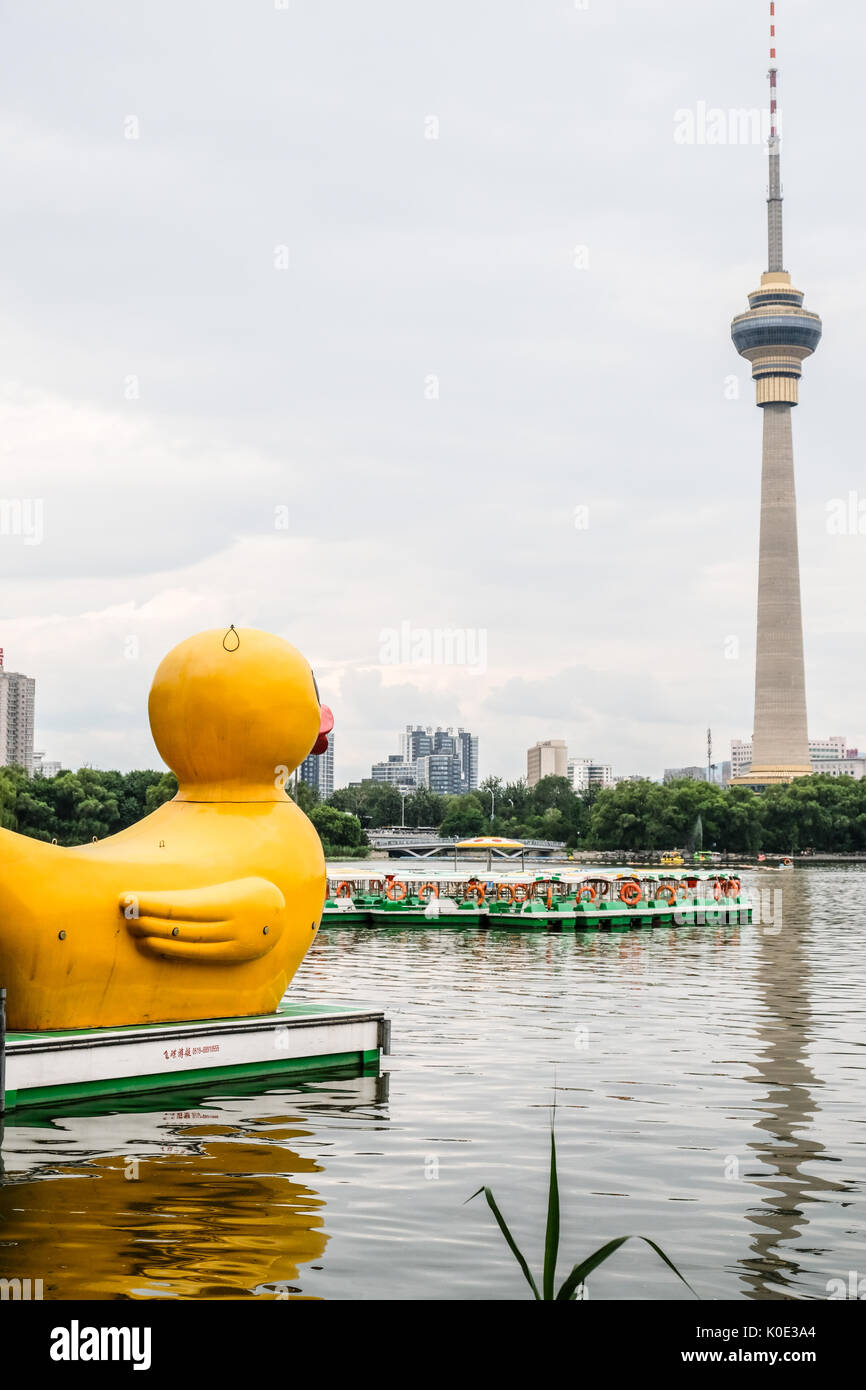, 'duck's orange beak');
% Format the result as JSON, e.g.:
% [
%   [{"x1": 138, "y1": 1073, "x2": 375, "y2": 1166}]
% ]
[{"x1": 311, "y1": 705, "x2": 334, "y2": 756}]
